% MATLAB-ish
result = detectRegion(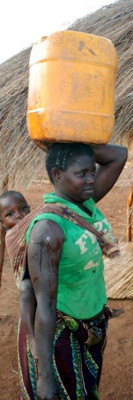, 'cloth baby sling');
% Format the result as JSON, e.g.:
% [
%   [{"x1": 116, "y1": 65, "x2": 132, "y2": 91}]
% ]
[{"x1": 5, "y1": 202, "x2": 119, "y2": 289}]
